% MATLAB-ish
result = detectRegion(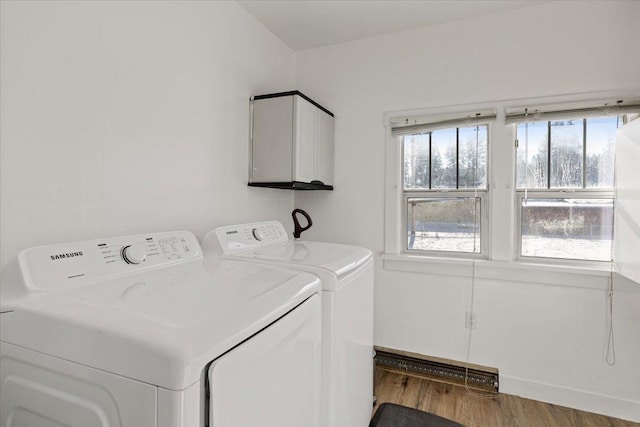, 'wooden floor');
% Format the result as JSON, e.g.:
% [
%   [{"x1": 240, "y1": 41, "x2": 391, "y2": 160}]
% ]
[{"x1": 373, "y1": 368, "x2": 640, "y2": 427}]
